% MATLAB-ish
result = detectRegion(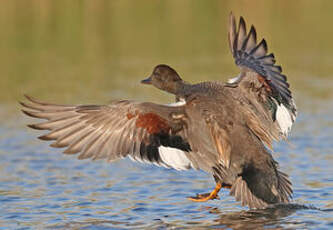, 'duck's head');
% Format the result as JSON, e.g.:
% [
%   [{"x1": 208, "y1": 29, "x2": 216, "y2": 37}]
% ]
[{"x1": 141, "y1": 64, "x2": 183, "y2": 94}]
